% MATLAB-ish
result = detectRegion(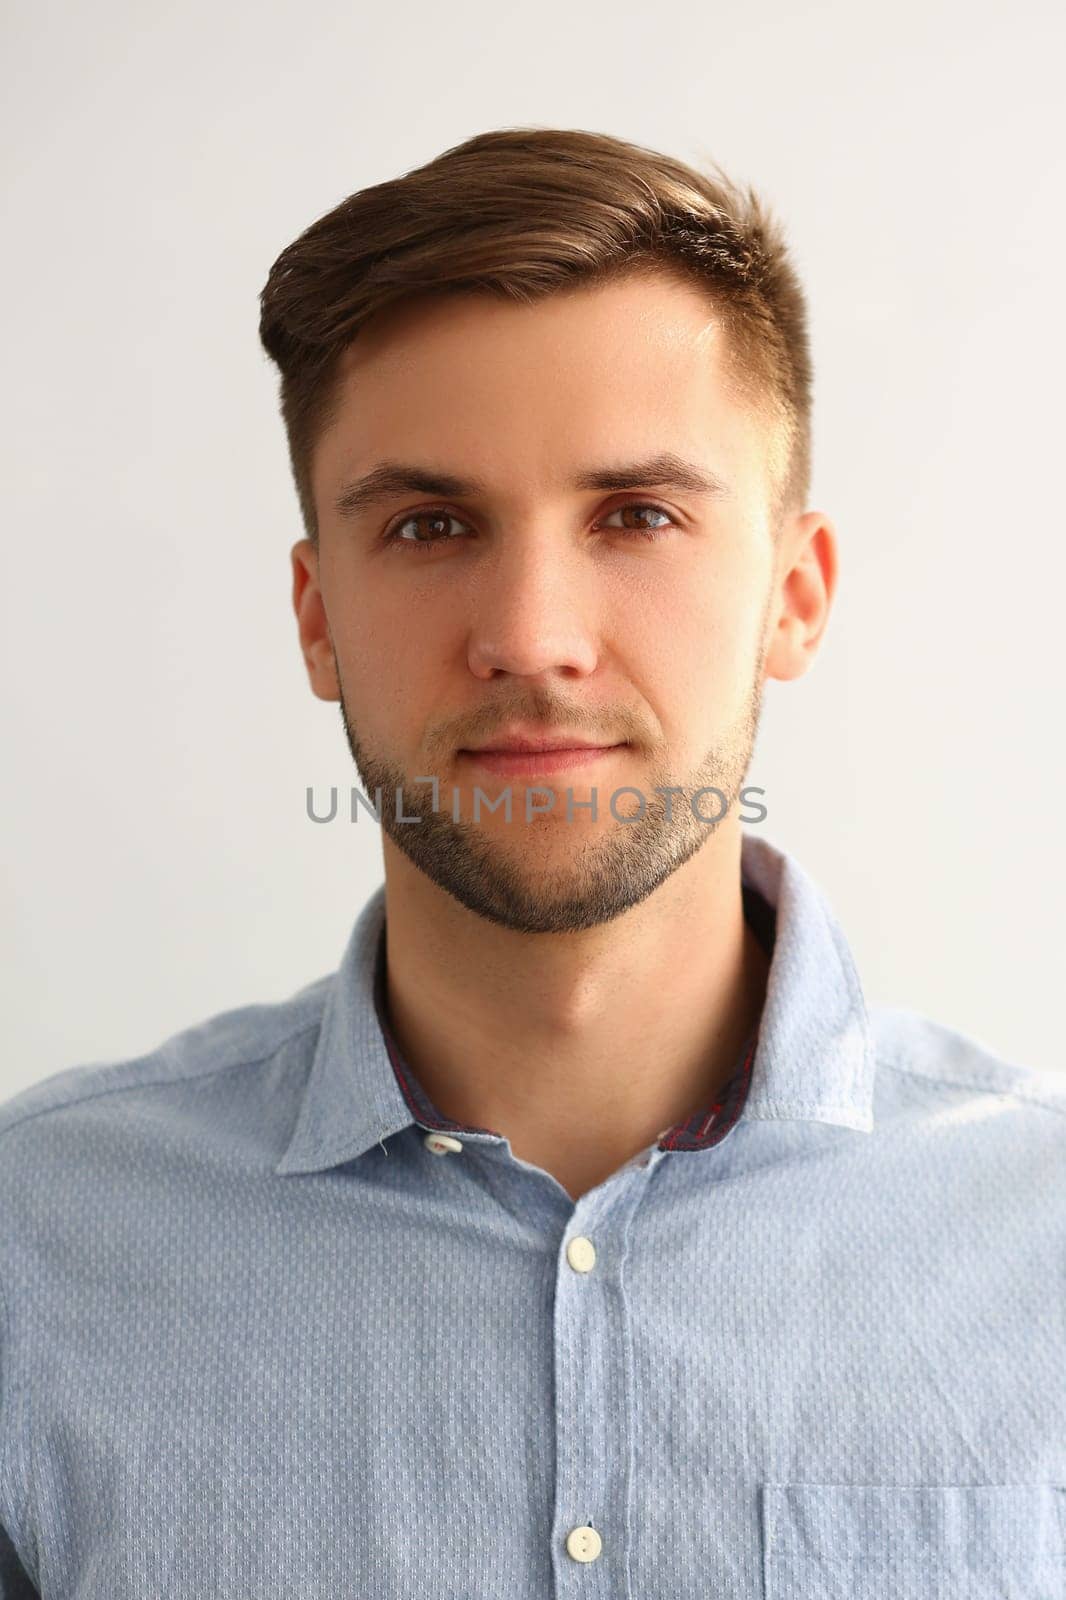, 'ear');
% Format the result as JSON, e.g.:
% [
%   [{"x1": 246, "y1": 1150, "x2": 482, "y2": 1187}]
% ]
[
  {"x1": 762, "y1": 511, "x2": 838, "y2": 683},
  {"x1": 291, "y1": 539, "x2": 341, "y2": 701}
]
